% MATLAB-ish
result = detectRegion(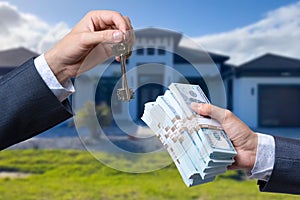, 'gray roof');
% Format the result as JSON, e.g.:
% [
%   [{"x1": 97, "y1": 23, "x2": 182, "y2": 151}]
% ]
[
  {"x1": 0, "y1": 47, "x2": 38, "y2": 67},
  {"x1": 135, "y1": 28, "x2": 229, "y2": 64},
  {"x1": 236, "y1": 53, "x2": 300, "y2": 77},
  {"x1": 0, "y1": 47, "x2": 38, "y2": 75},
  {"x1": 135, "y1": 27, "x2": 182, "y2": 48},
  {"x1": 174, "y1": 46, "x2": 229, "y2": 63}
]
